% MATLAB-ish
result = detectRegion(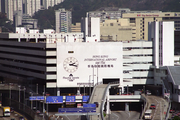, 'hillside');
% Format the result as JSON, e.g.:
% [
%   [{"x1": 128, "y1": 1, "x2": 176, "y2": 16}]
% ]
[
  {"x1": 32, "y1": 0, "x2": 180, "y2": 31},
  {"x1": 0, "y1": 12, "x2": 14, "y2": 32}
]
